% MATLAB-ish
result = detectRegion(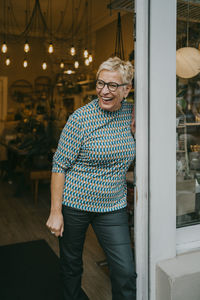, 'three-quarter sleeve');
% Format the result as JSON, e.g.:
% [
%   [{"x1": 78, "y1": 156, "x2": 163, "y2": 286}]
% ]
[{"x1": 52, "y1": 113, "x2": 83, "y2": 173}]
